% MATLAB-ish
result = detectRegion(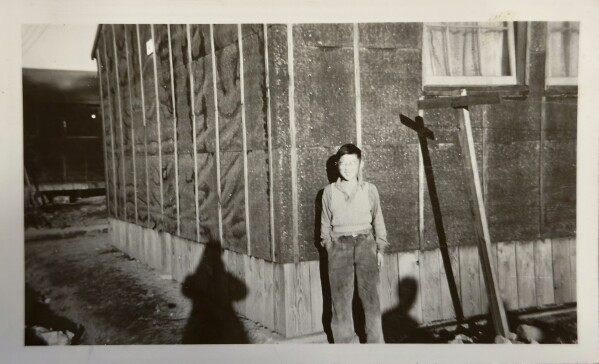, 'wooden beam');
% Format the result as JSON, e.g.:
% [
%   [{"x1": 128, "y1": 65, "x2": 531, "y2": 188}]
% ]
[
  {"x1": 417, "y1": 93, "x2": 500, "y2": 110},
  {"x1": 238, "y1": 24, "x2": 252, "y2": 255},
  {"x1": 209, "y1": 24, "x2": 224, "y2": 245},
  {"x1": 135, "y1": 25, "x2": 151, "y2": 229},
  {"x1": 112, "y1": 25, "x2": 127, "y2": 221},
  {"x1": 150, "y1": 25, "x2": 164, "y2": 221},
  {"x1": 263, "y1": 24, "x2": 276, "y2": 260},
  {"x1": 95, "y1": 48, "x2": 110, "y2": 215},
  {"x1": 455, "y1": 90, "x2": 509, "y2": 337},
  {"x1": 101, "y1": 31, "x2": 118, "y2": 218},
  {"x1": 124, "y1": 27, "x2": 139, "y2": 225},
  {"x1": 186, "y1": 24, "x2": 201, "y2": 242},
  {"x1": 353, "y1": 23, "x2": 362, "y2": 148},
  {"x1": 287, "y1": 24, "x2": 300, "y2": 263},
  {"x1": 167, "y1": 25, "x2": 181, "y2": 236},
  {"x1": 400, "y1": 112, "x2": 464, "y2": 322}
]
